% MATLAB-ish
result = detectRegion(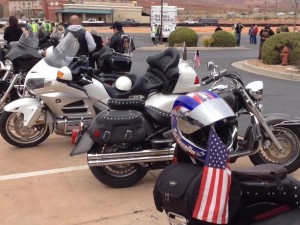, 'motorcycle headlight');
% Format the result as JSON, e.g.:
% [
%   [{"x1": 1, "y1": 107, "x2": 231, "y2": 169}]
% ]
[
  {"x1": 4, "y1": 59, "x2": 13, "y2": 71},
  {"x1": 245, "y1": 81, "x2": 263, "y2": 101},
  {"x1": 25, "y1": 78, "x2": 46, "y2": 91}
]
